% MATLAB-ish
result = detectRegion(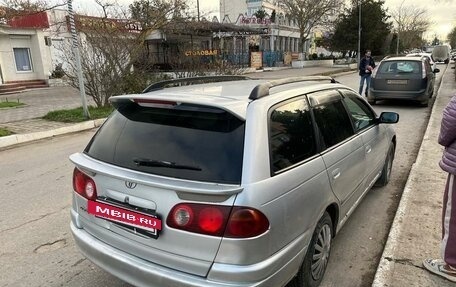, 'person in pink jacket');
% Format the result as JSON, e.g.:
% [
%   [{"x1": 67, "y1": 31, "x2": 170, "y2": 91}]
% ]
[{"x1": 423, "y1": 95, "x2": 456, "y2": 282}]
